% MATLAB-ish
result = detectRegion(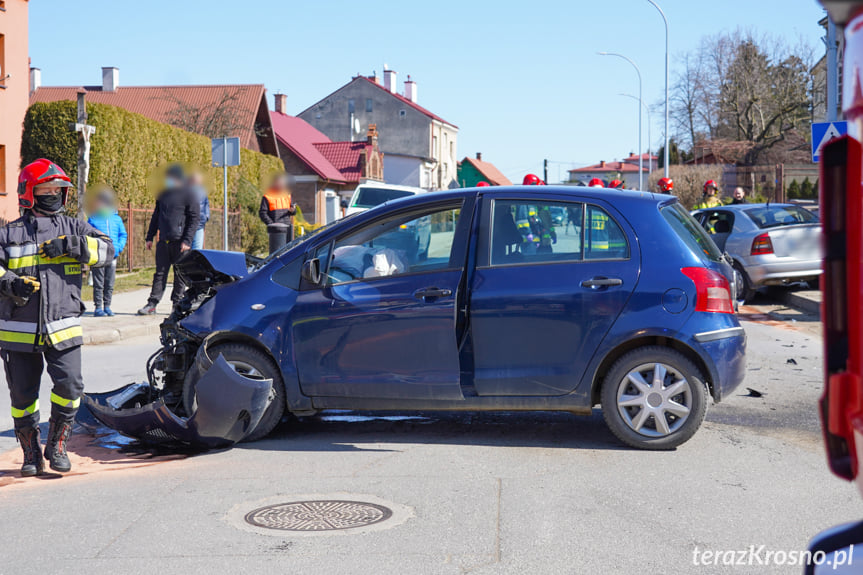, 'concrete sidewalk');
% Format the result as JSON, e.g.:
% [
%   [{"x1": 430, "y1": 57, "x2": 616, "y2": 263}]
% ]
[
  {"x1": 80, "y1": 286, "x2": 173, "y2": 344},
  {"x1": 776, "y1": 288, "x2": 821, "y2": 316}
]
